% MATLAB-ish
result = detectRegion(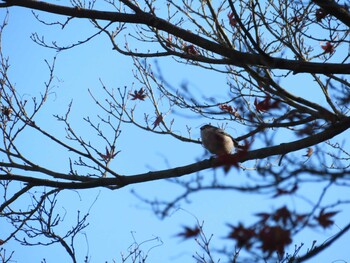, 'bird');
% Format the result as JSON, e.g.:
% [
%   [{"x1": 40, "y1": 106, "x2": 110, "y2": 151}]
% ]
[{"x1": 200, "y1": 124, "x2": 239, "y2": 155}]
